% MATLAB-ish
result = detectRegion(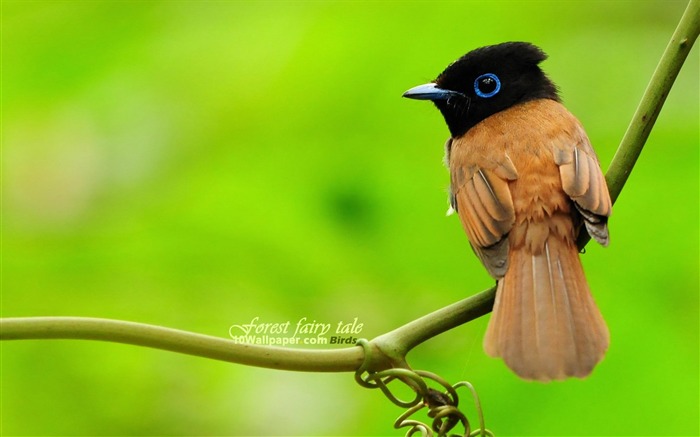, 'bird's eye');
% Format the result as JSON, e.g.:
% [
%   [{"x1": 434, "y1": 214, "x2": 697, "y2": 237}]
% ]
[{"x1": 474, "y1": 73, "x2": 501, "y2": 98}]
